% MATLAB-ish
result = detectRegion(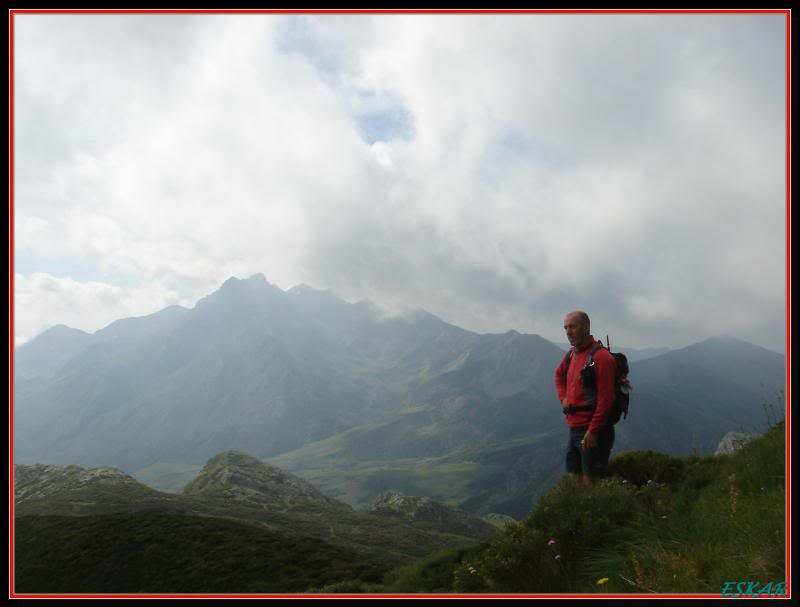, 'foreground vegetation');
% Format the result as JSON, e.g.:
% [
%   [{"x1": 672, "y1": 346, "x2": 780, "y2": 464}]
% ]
[
  {"x1": 15, "y1": 512, "x2": 385, "y2": 594},
  {"x1": 321, "y1": 421, "x2": 786, "y2": 595},
  {"x1": 15, "y1": 422, "x2": 786, "y2": 595}
]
